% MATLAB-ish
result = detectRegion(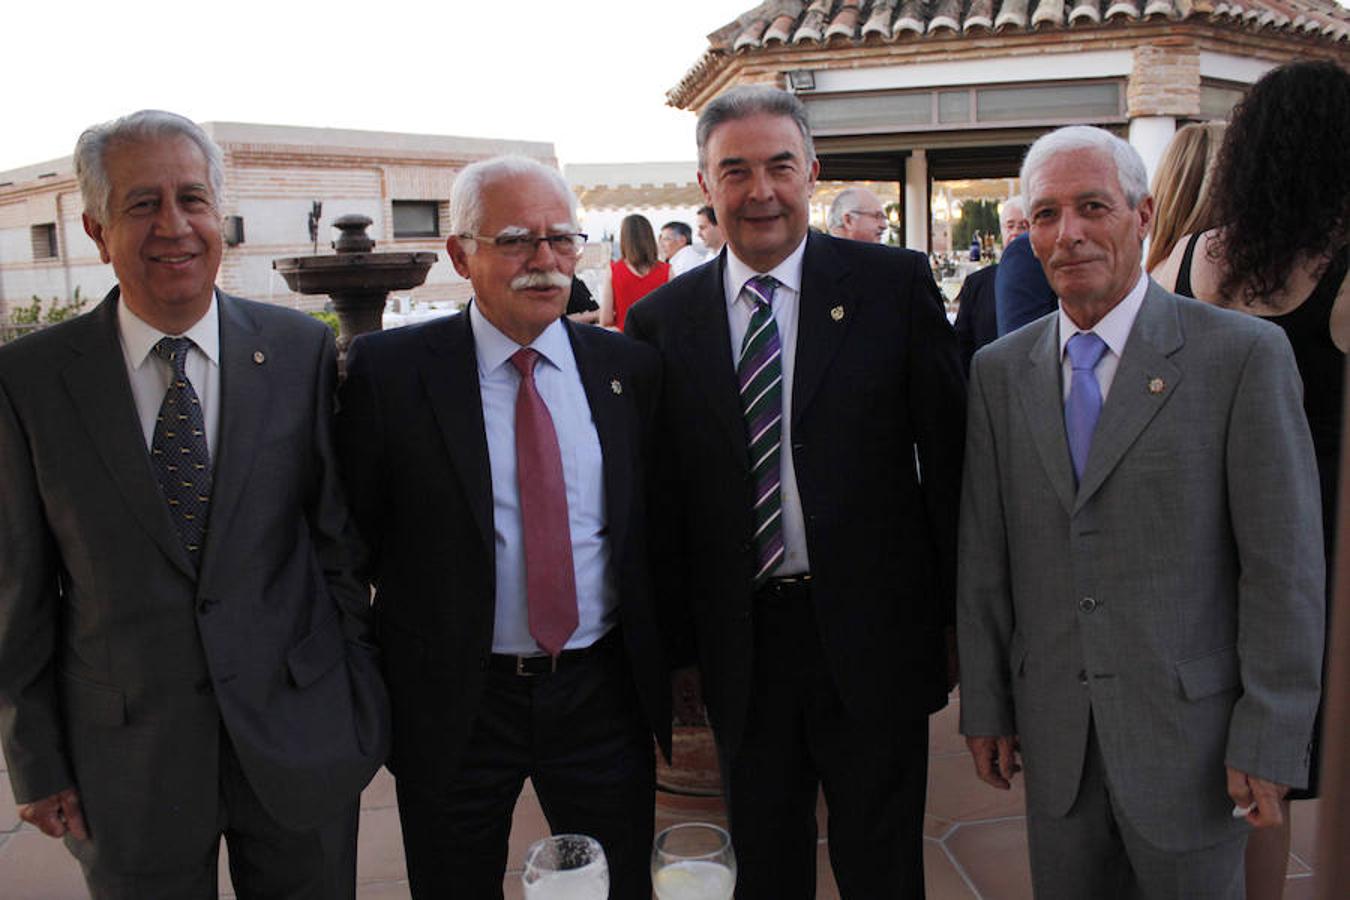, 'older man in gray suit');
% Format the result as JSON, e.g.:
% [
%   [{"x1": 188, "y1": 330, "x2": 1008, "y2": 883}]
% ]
[
  {"x1": 0, "y1": 111, "x2": 388, "y2": 898},
  {"x1": 957, "y1": 126, "x2": 1323, "y2": 899}
]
